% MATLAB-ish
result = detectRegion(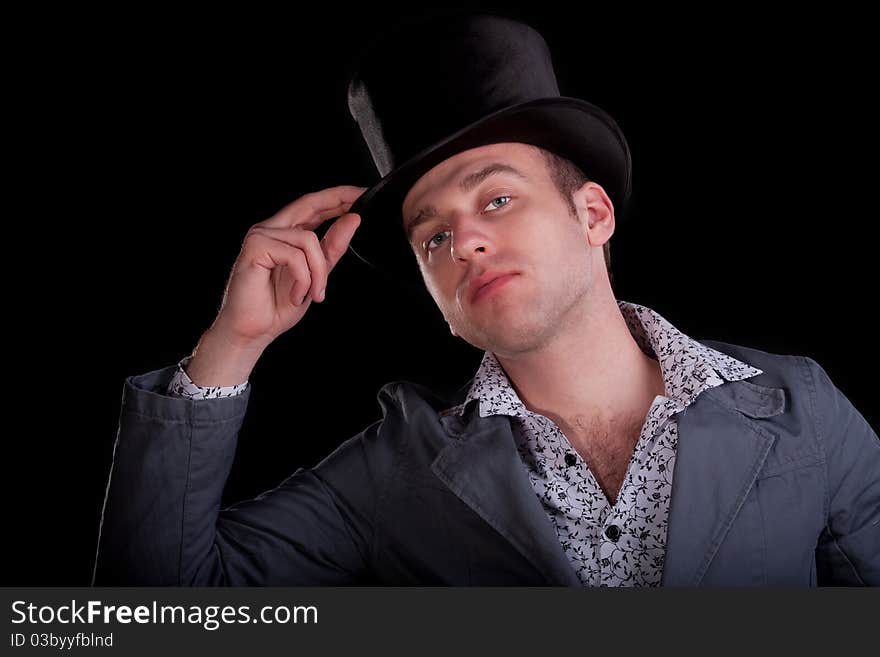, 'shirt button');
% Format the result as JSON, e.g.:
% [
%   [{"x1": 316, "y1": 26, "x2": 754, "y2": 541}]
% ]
[
  {"x1": 605, "y1": 524, "x2": 622, "y2": 542},
  {"x1": 564, "y1": 453, "x2": 577, "y2": 467}
]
